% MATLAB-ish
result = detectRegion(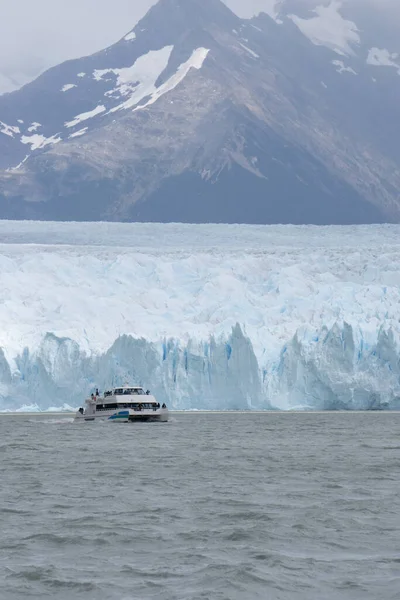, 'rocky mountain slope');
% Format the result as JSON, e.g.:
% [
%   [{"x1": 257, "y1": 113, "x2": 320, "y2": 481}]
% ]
[{"x1": 0, "y1": 0, "x2": 399, "y2": 224}]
